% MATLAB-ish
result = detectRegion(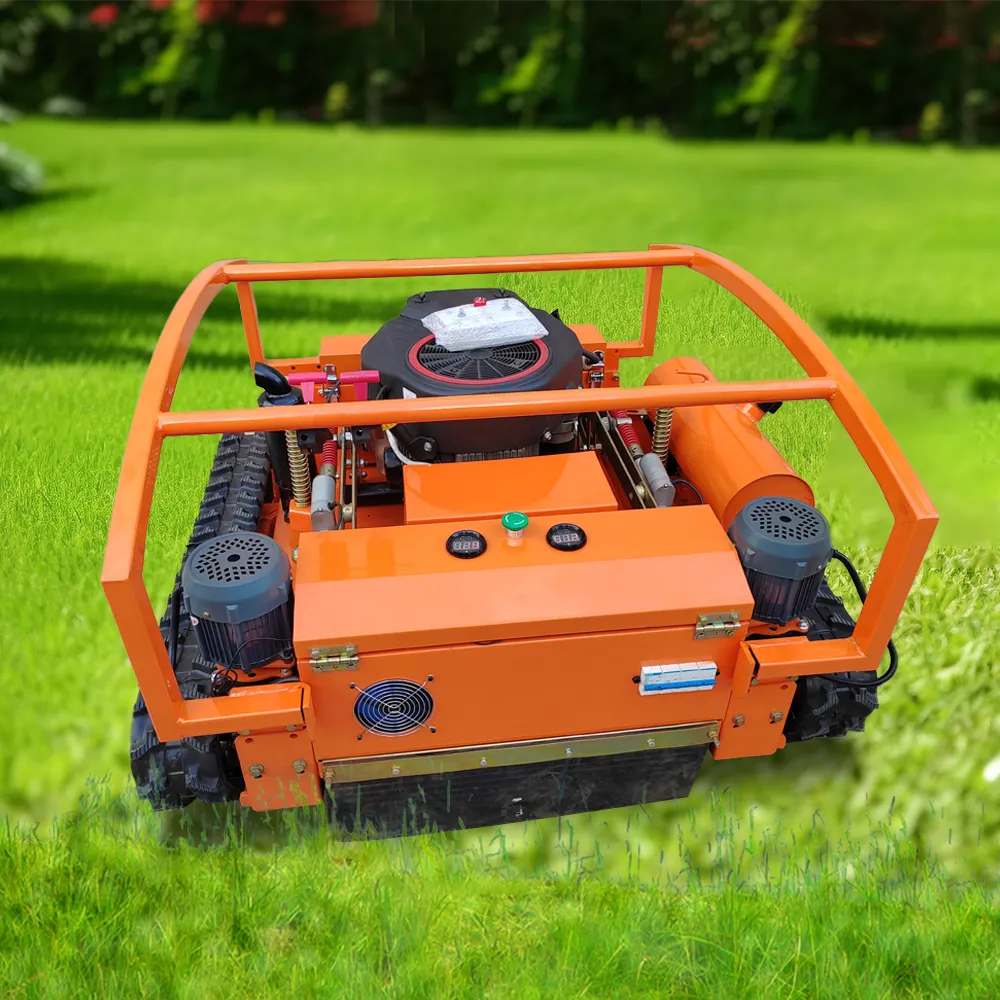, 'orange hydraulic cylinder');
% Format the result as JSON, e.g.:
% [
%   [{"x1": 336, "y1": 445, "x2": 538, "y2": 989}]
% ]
[{"x1": 644, "y1": 357, "x2": 814, "y2": 529}]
